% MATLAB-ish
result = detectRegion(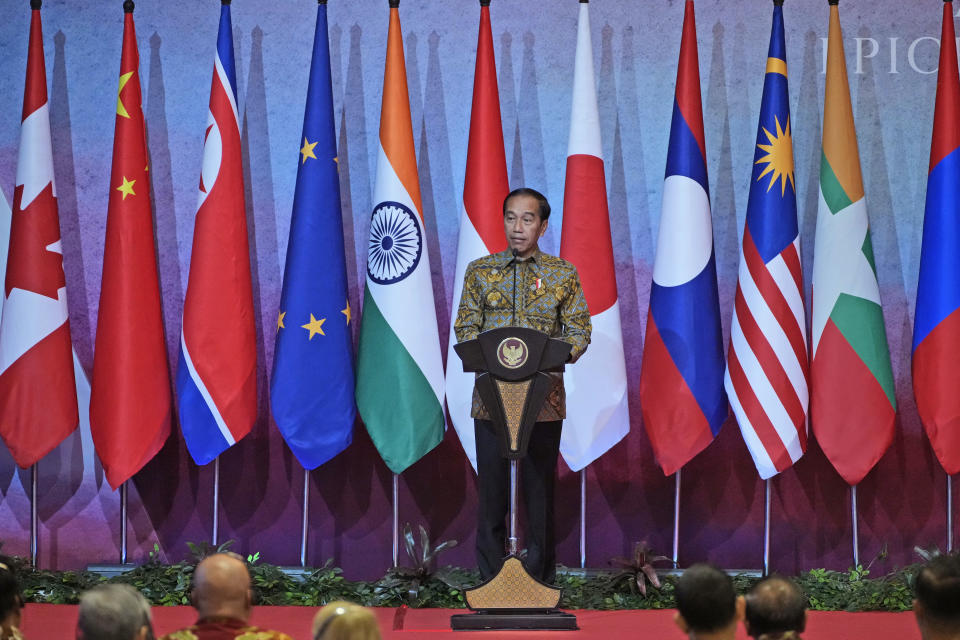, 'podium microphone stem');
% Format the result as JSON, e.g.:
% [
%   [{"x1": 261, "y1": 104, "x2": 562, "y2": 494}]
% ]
[{"x1": 508, "y1": 459, "x2": 519, "y2": 555}]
